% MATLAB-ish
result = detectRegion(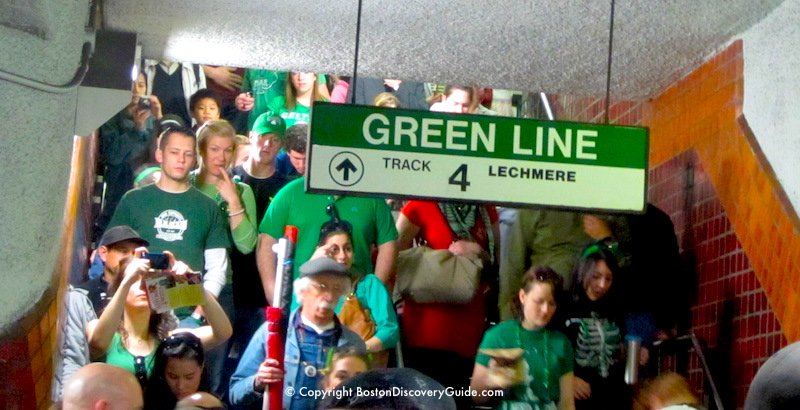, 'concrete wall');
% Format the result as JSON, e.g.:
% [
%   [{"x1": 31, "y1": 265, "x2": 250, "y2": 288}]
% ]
[
  {"x1": 742, "y1": 0, "x2": 800, "y2": 215},
  {"x1": 0, "y1": 2, "x2": 87, "y2": 336}
]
